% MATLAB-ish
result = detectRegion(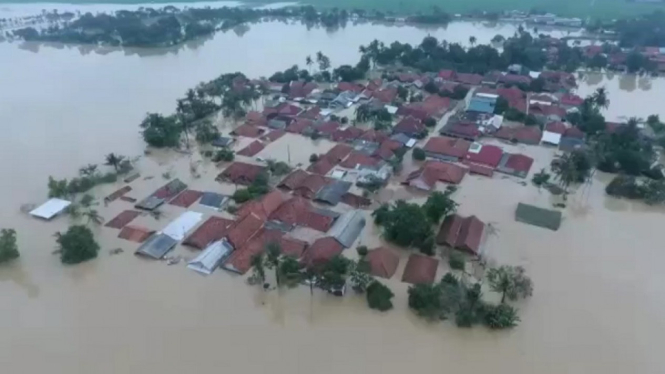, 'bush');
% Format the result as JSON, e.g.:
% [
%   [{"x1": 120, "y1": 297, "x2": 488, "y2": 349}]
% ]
[
  {"x1": 408, "y1": 283, "x2": 442, "y2": 319},
  {"x1": 57, "y1": 225, "x2": 99, "y2": 265},
  {"x1": 531, "y1": 168, "x2": 551, "y2": 187},
  {"x1": 309, "y1": 154, "x2": 319, "y2": 163},
  {"x1": 213, "y1": 149, "x2": 235, "y2": 162},
  {"x1": 483, "y1": 303, "x2": 520, "y2": 329},
  {"x1": 448, "y1": 251, "x2": 465, "y2": 271},
  {"x1": 267, "y1": 160, "x2": 292, "y2": 176},
  {"x1": 232, "y1": 188, "x2": 253, "y2": 203},
  {"x1": 0, "y1": 229, "x2": 19, "y2": 264},
  {"x1": 412, "y1": 147, "x2": 426, "y2": 161},
  {"x1": 424, "y1": 117, "x2": 437, "y2": 128},
  {"x1": 366, "y1": 281, "x2": 395, "y2": 311},
  {"x1": 356, "y1": 245, "x2": 369, "y2": 257}
]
